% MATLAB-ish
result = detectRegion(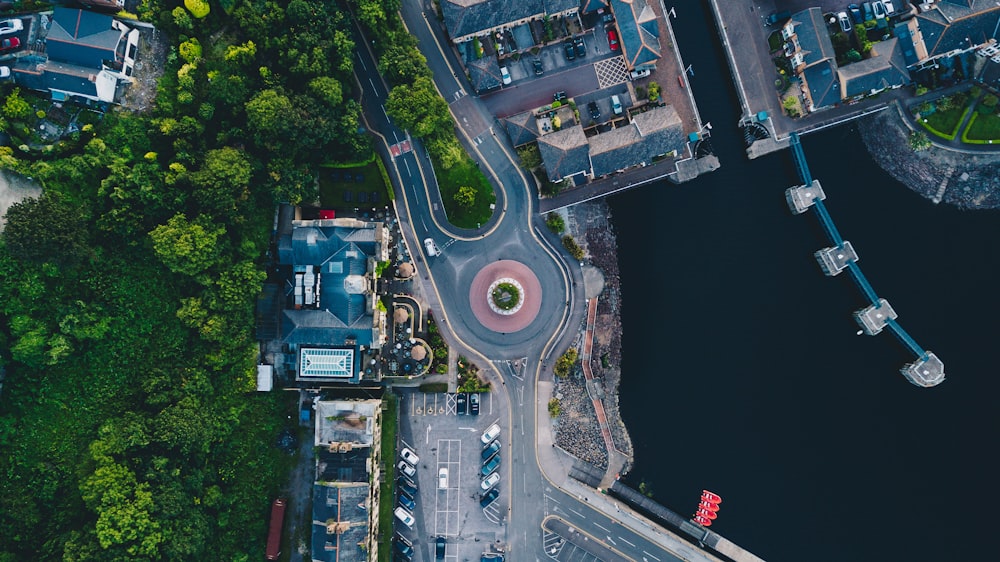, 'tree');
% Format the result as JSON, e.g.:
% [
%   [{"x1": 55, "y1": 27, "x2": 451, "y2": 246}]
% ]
[
  {"x1": 2, "y1": 193, "x2": 91, "y2": 266},
  {"x1": 553, "y1": 348, "x2": 578, "y2": 377},
  {"x1": 516, "y1": 144, "x2": 542, "y2": 170},
  {"x1": 184, "y1": 0, "x2": 210, "y2": 18},
  {"x1": 308, "y1": 76, "x2": 343, "y2": 106},
  {"x1": 386, "y1": 76, "x2": 452, "y2": 139},
  {"x1": 378, "y1": 35, "x2": 432, "y2": 86},
  {"x1": 545, "y1": 213, "x2": 565, "y2": 234},
  {"x1": 79, "y1": 461, "x2": 163, "y2": 557},
  {"x1": 908, "y1": 130, "x2": 931, "y2": 152},
  {"x1": 2, "y1": 88, "x2": 31, "y2": 120},
  {"x1": 454, "y1": 185, "x2": 476, "y2": 208},
  {"x1": 845, "y1": 49, "x2": 862, "y2": 62},
  {"x1": 245, "y1": 89, "x2": 295, "y2": 151},
  {"x1": 648, "y1": 81, "x2": 661, "y2": 102},
  {"x1": 783, "y1": 95, "x2": 800, "y2": 117},
  {"x1": 190, "y1": 147, "x2": 253, "y2": 216},
  {"x1": 149, "y1": 213, "x2": 225, "y2": 278}
]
